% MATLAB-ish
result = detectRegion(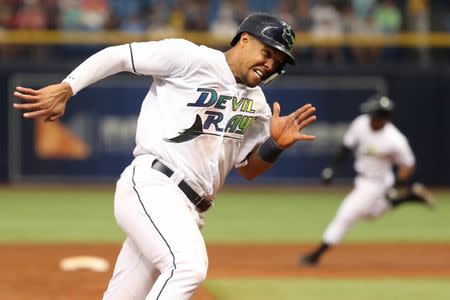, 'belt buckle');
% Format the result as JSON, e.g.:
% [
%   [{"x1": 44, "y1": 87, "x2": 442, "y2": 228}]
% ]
[{"x1": 194, "y1": 193, "x2": 214, "y2": 212}]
